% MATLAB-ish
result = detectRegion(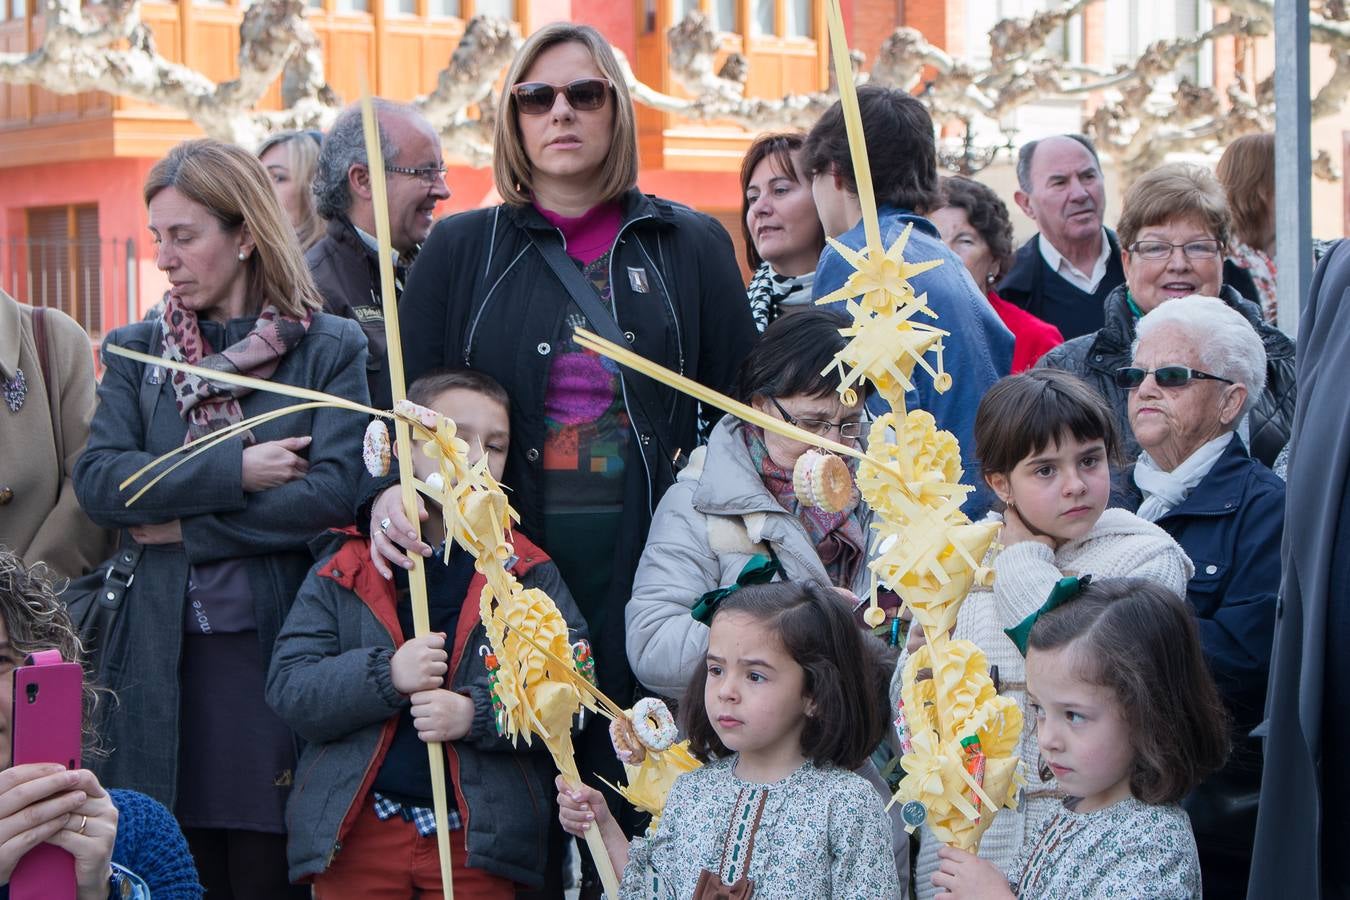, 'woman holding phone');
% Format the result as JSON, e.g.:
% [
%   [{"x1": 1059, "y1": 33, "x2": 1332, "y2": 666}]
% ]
[{"x1": 0, "y1": 549, "x2": 201, "y2": 898}]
